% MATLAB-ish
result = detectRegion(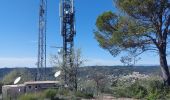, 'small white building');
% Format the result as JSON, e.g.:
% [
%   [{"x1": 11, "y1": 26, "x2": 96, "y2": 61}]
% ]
[
  {"x1": 2, "y1": 81, "x2": 61, "y2": 100},
  {"x1": 2, "y1": 84, "x2": 25, "y2": 100}
]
